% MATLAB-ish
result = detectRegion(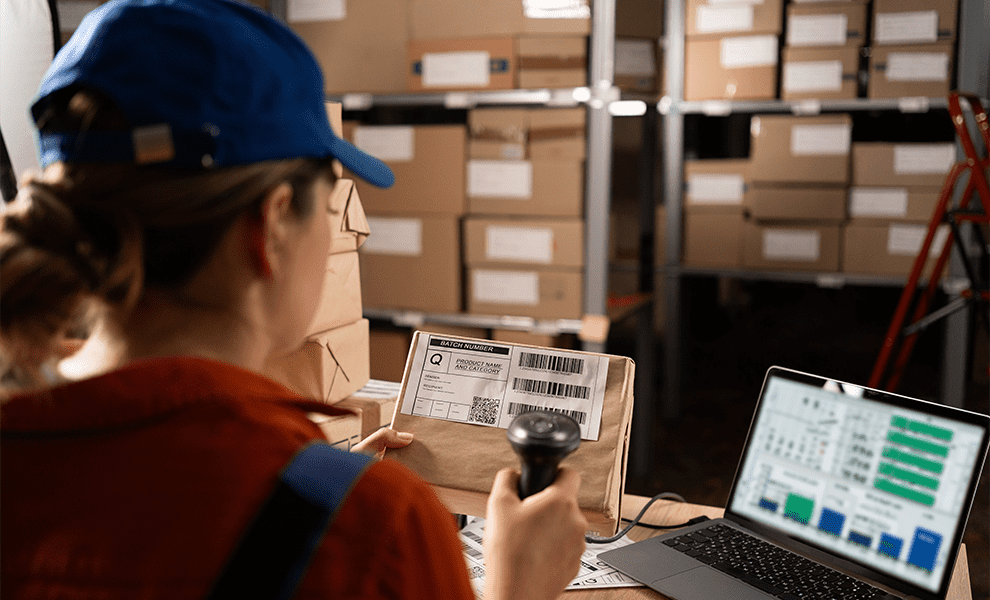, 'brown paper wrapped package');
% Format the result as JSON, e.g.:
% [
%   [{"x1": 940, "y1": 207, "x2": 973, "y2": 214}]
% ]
[{"x1": 386, "y1": 332, "x2": 635, "y2": 535}]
